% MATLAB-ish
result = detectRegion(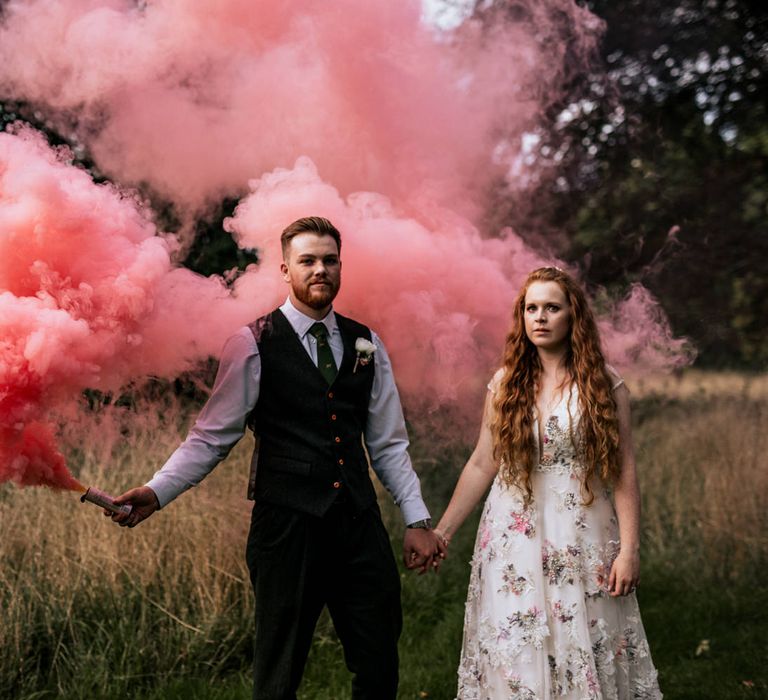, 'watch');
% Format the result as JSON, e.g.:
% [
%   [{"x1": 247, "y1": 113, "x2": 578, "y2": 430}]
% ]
[{"x1": 407, "y1": 518, "x2": 432, "y2": 529}]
